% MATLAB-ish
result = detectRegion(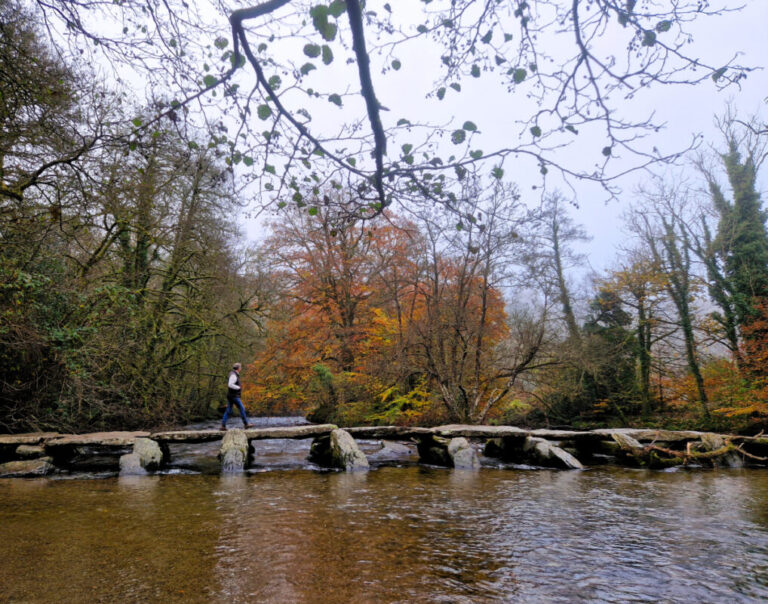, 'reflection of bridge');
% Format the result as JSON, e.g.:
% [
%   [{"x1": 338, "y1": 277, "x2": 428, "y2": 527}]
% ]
[{"x1": 1, "y1": 425, "x2": 767, "y2": 477}]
